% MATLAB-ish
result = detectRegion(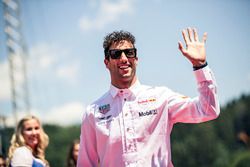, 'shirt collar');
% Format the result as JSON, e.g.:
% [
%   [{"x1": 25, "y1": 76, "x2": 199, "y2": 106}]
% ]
[{"x1": 109, "y1": 80, "x2": 141, "y2": 98}]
